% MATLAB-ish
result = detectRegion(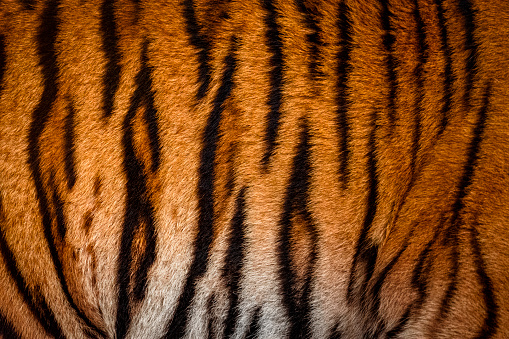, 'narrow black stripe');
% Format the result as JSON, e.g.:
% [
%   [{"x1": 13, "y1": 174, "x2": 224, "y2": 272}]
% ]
[
  {"x1": 436, "y1": 82, "x2": 491, "y2": 329},
  {"x1": 387, "y1": 227, "x2": 440, "y2": 337},
  {"x1": 100, "y1": 0, "x2": 121, "y2": 118},
  {"x1": 0, "y1": 311, "x2": 21, "y2": 339},
  {"x1": 411, "y1": 0, "x2": 426, "y2": 176},
  {"x1": 262, "y1": 0, "x2": 284, "y2": 167},
  {"x1": 457, "y1": 0, "x2": 478, "y2": 109},
  {"x1": 328, "y1": 324, "x2": 342, "y2": 339},
  {"x1": 470, "y1": 224, "x2": 498, "y2": 338},
  {"x1": 336, "y1": 1, "x2": 353, "y2": 188},
  {"x1": 245, "y1": 307, "x2": 261, "y2": 339},
  {"x1": 139, "y1": 41, "x2": 162, "y2": 171},
  {"x1": 278, "y1": 121, "x2": 317, "y2": 338},
  {"x1": 163, "y1": 38, "x2": 238, "y2": 339},
  {"x1": 434, "y1": 0, "x2": 454, "y2": 135},
  {"x1": 182, "y1": 0, "x2": 212, "y2": 100},
  {"x1": 379, "y1": 0, "x2": 397, "y2": 127},
  {"x1": 0, "y1": 217, "x2": 64, "y2": 337},
  {"x1": 295, "y1": 0, "x2": 323, "y2": 80},
  {"x1": 0, "y1": 34, "x2": 6, "y2": 94},
  {"x1": 50, "y1": 174, "x2": 67, "y2": 240},
  {"x1": 64, "y1": 100, "x2": 77, "y2": 189},
  {"x1": 28, "y1": 1, "x2": 104, "y2": 336},
  {"x1": 223, "y1": 187, "x2": 248, "y2": 338},
  {"x1": 115, "y1": 40, "x2": 159, "y2": 339},
  {"x1": 347, "y1": 107, "x2": 379, "y2": 302}
]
